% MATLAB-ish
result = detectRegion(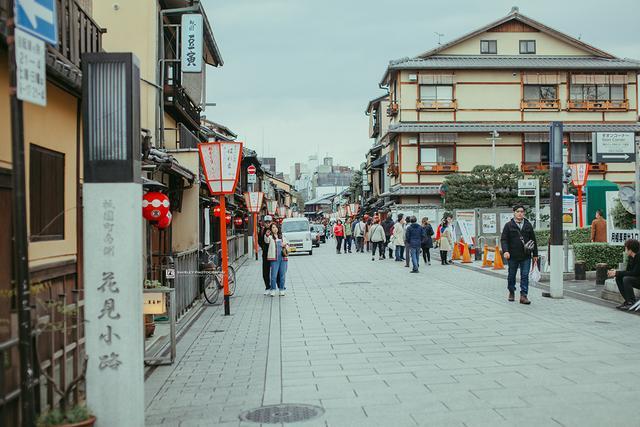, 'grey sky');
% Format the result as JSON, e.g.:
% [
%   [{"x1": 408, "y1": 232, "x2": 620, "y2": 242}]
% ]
[{"x1": 202, "y1": 0, "x2": 640, "y2": 175}]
